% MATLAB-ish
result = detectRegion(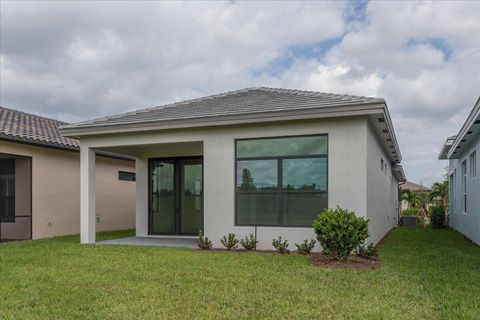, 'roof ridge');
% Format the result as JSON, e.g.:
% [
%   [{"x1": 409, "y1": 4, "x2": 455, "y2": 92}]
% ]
[
  {"x1": 256, "y1": 87, "x2": 383, "y2": 101},
  {"x1": 0, "y1": 105, "x2": 70, "y2": 125}
]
